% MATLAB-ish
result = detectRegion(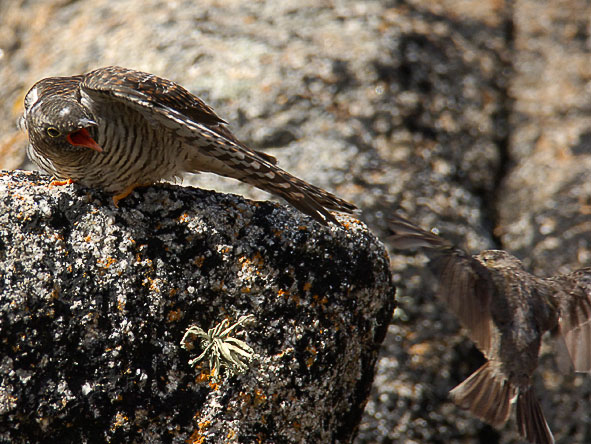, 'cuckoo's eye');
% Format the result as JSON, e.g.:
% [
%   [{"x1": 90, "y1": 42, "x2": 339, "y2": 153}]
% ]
[{"x1": 46, "y1": 127, "x2": 61, "y2": 138}]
